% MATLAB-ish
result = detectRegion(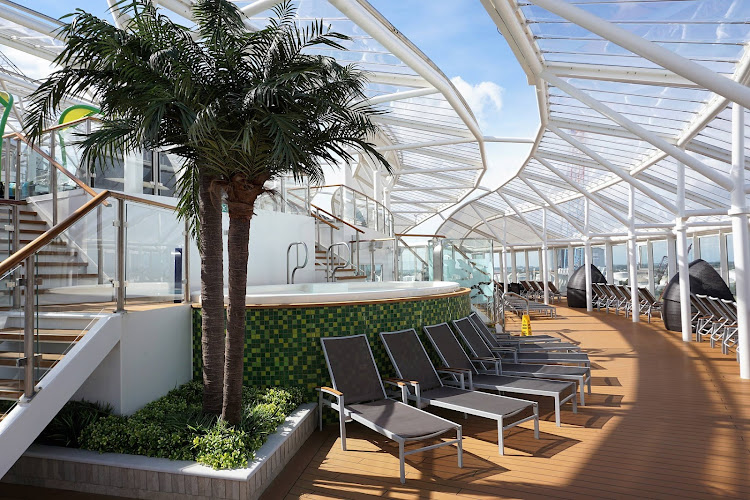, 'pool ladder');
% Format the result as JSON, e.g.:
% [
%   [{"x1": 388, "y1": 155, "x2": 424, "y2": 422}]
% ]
[
  {"x1": 326, "y1": 242, "x2": 352, "y2": 282},
  {"x1": 287, "y1": 242, "x2": 309, "y2": 284}
]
